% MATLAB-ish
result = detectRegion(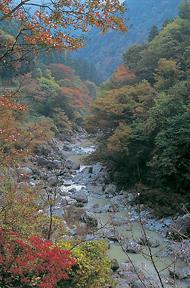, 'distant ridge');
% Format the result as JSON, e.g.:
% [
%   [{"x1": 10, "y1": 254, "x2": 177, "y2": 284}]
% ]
[{"x1": 74, "y1": 0, "x2": 182, "y2": 80}]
